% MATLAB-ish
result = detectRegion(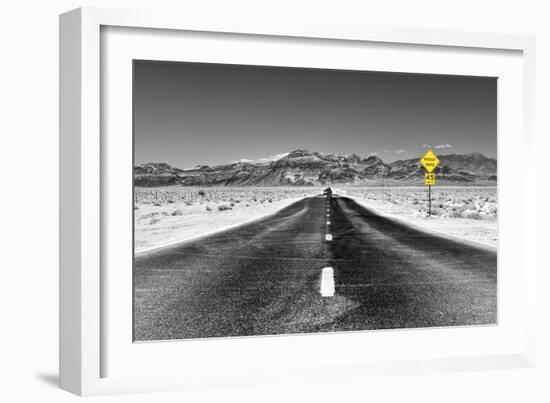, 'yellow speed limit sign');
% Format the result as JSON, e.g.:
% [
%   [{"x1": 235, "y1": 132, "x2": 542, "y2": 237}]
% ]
[
  {"x1": 420, "y1": 149, "x2": 440, "y2": 173},
  {"x1": 424, "y1": 173, "x2": 436, "y2": 186}
]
